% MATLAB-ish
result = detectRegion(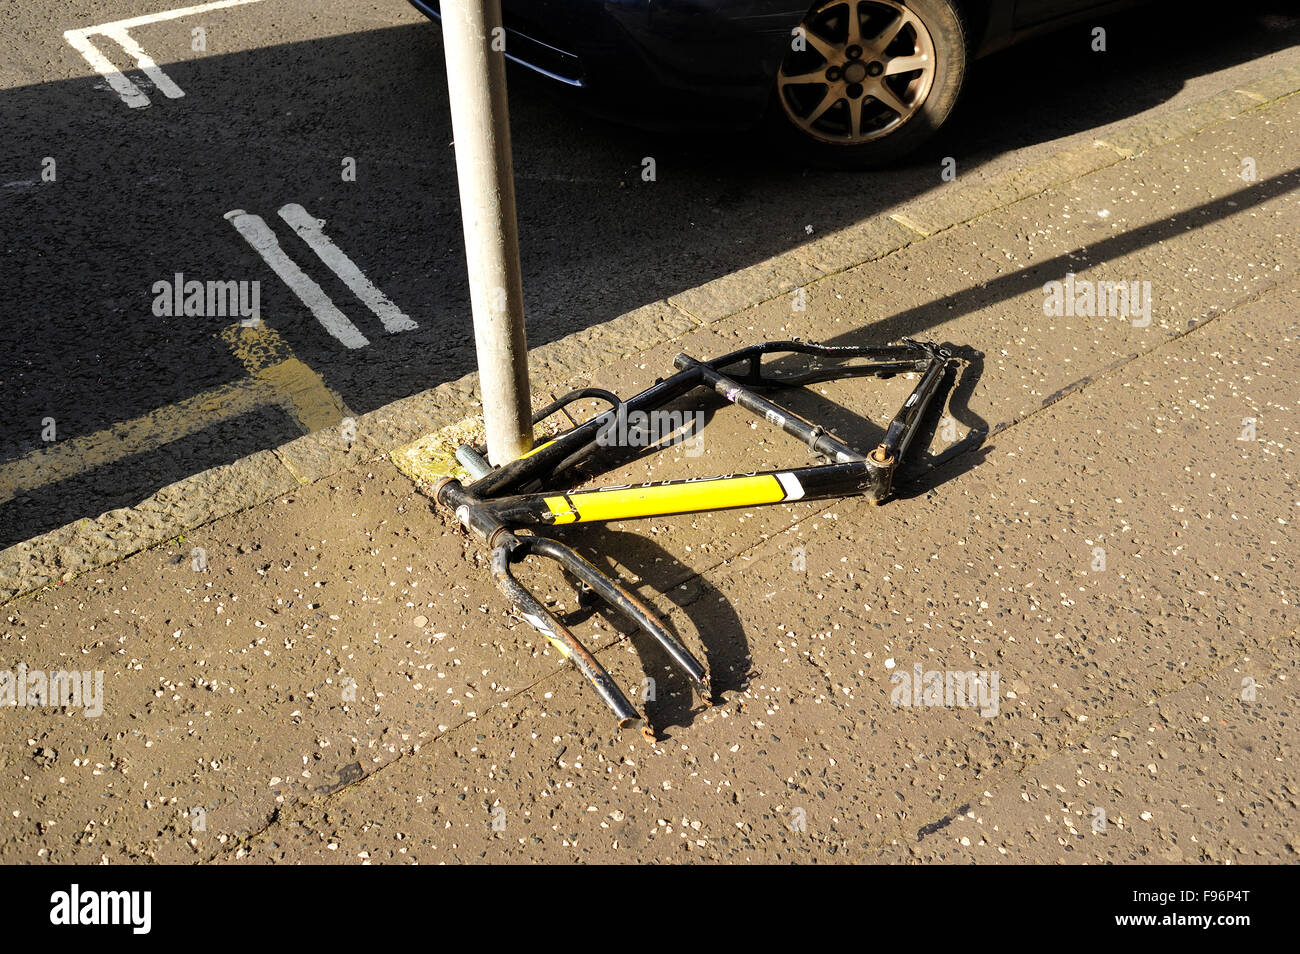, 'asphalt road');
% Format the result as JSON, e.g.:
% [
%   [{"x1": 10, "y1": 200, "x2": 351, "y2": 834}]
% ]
[{"x1": 2, "y1": 0, "x2": 1298, "y2": 548}]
